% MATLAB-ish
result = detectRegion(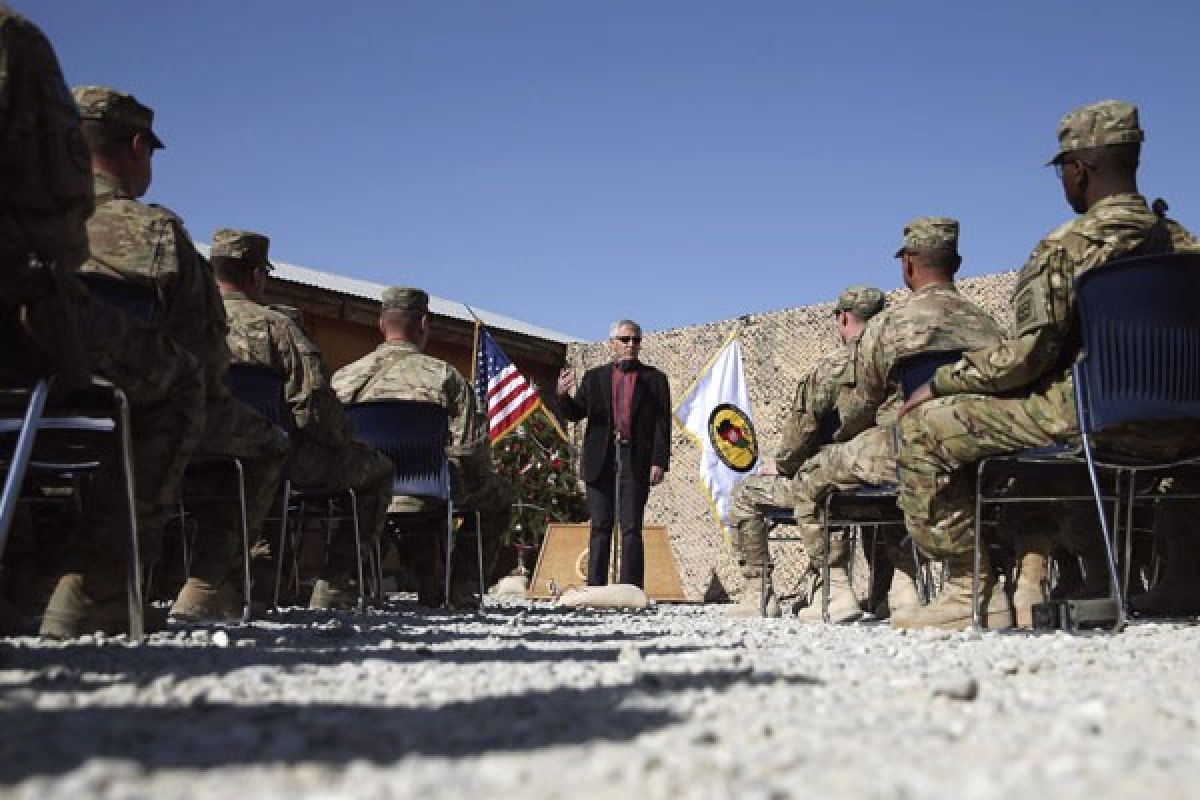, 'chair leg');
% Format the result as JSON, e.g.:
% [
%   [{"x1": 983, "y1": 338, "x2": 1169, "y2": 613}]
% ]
[
  {"x1": 0, "y1": 379, "x2": 49, "y2": 560},
  {"x1": 972, "y1": 461, "x2": 985, "y2": 631},
  {"x1": 233, "y1": 459, "x2": 252, "y2": 624},
  {"x1": 1080, "y1": 434, "x2": 1127, "y2": 631},
  {"x1": 347, "y1": 488, "x2": 365, "y2": 614},
  {"x1": 475, "y1": 510, "x2": 484, "y2": 603},
  {"x1": 372, "y1": 536, "x2": 385, "y2": 604},
  {"x1": 822, "y1": 494, "x2": 833, "y2": 623},
  {"x1": 114, "y1": 389, "x2": 145, "y2": 644},
  {"x1": 760, "y1": 536, "x2": 770, "y2": 618},
  {"x1": 444, "y1": 502, "x2": 455, "y2": 607},
  {"x1": 273, "y1": 480, "x2": 291, "y2": 610}
]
